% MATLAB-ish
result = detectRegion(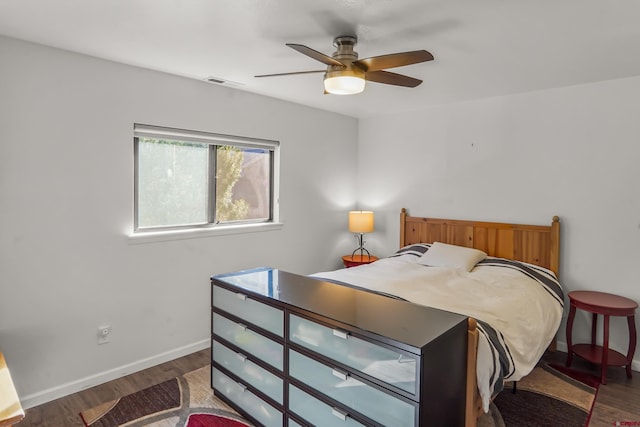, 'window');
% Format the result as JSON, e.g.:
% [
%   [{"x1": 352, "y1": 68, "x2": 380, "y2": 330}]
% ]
[{"x1": 134, "y1": 124, "x2": 279, "y2": 232}]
